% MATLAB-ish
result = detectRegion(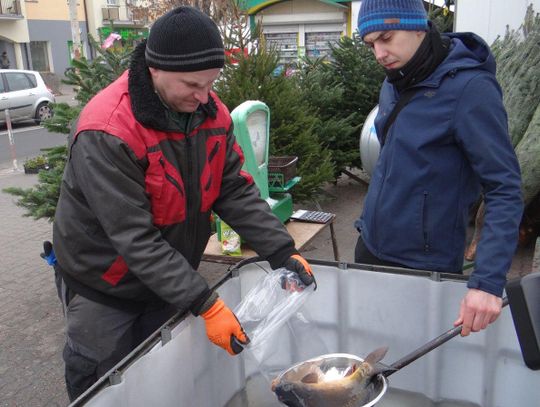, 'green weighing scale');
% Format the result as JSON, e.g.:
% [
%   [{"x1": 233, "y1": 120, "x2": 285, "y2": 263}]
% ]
[{"x1": 215, "y1": 101, "x2": 300, "y2": 238}]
